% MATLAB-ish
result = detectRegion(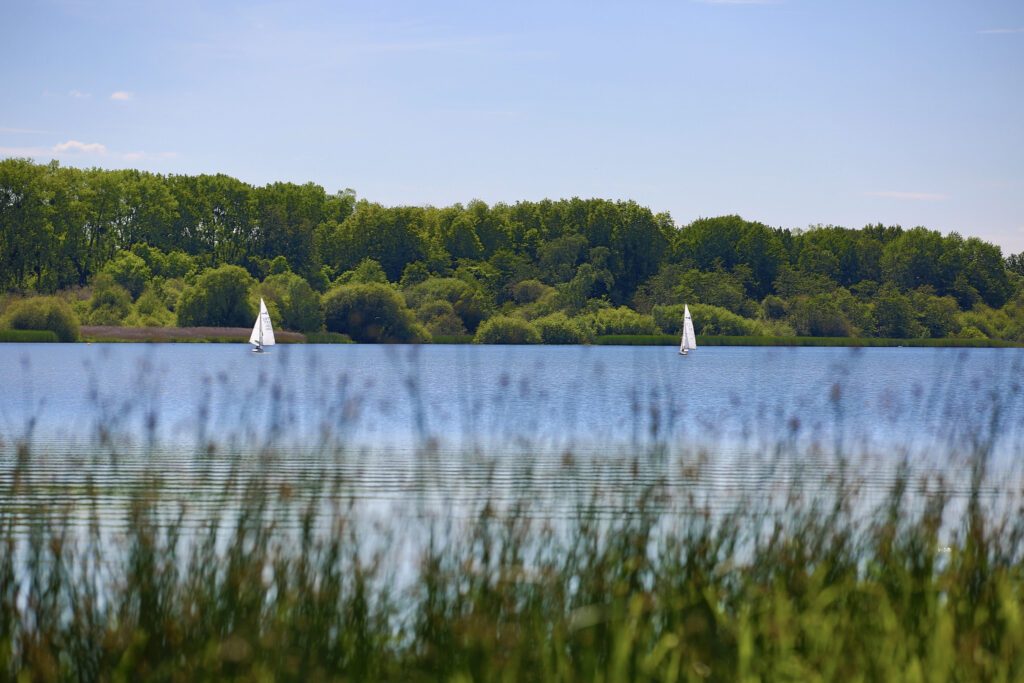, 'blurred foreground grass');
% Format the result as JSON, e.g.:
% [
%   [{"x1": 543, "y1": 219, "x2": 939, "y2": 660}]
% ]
[{"x1": 4, "y1": 439, "x2": 1024, "y2": 682}]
